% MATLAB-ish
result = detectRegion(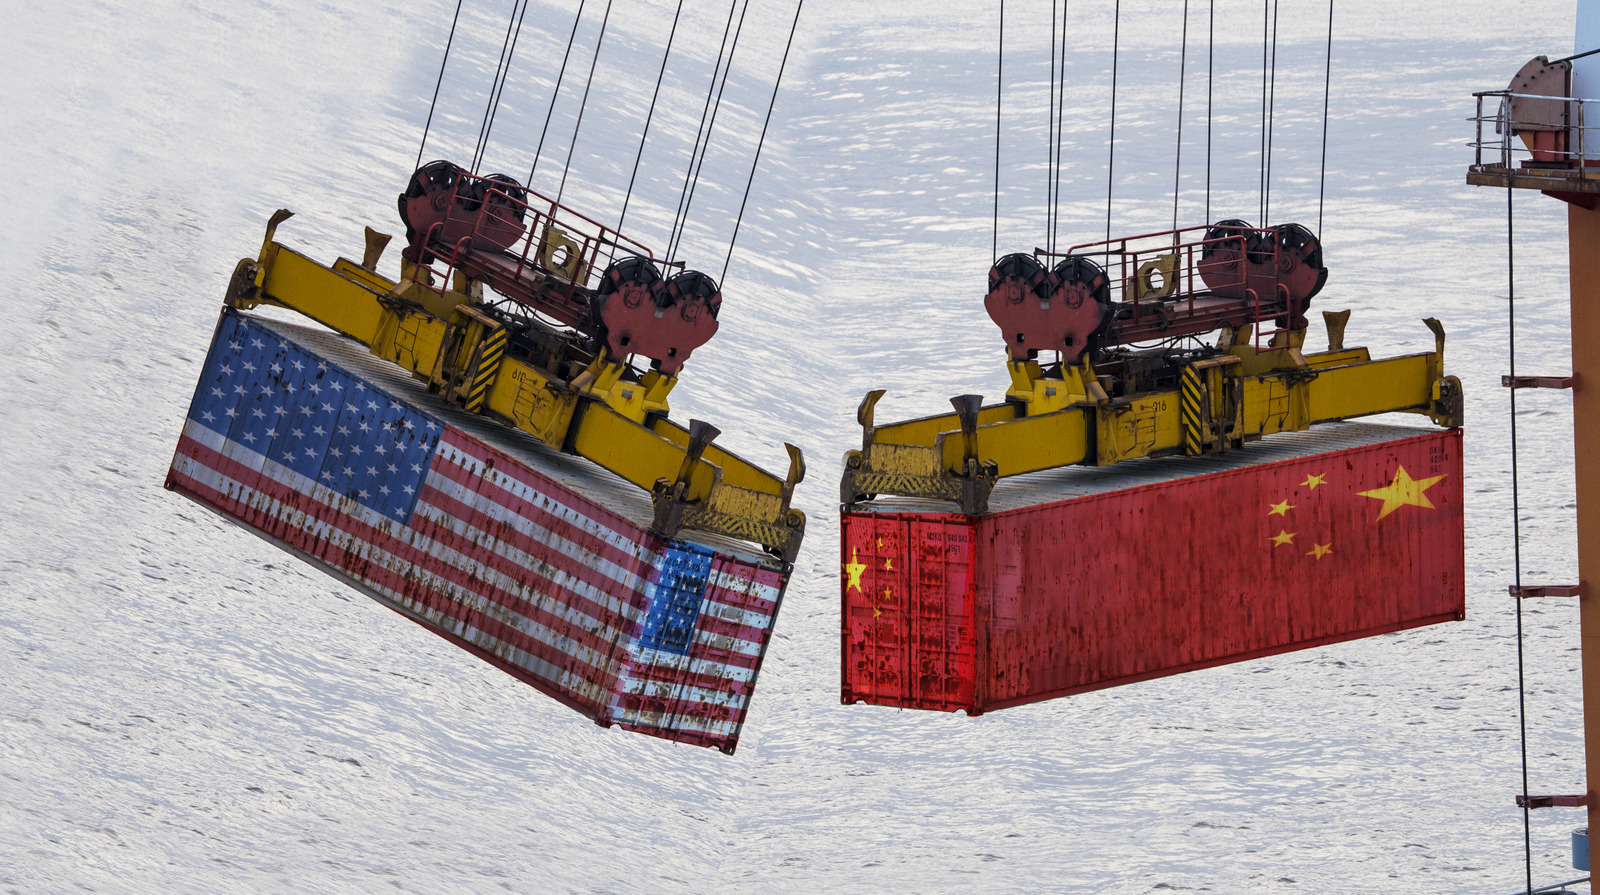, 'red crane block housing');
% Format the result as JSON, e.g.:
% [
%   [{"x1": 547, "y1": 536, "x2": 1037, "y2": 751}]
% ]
[{"x1": 841, "y1": 424, "x2": 1464, "y2": 714}]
